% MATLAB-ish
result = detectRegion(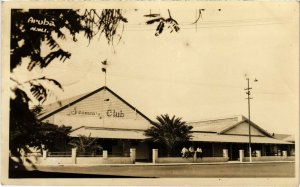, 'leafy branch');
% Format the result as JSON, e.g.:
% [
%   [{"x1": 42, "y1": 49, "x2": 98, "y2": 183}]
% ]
[{"x1": 145, "y1": 9, "x2": 180, "y2": 36}]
